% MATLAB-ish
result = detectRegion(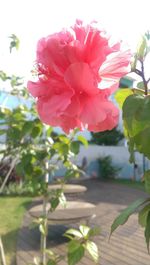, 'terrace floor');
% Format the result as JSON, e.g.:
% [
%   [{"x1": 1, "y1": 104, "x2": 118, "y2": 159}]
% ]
[{"x1": 17, "y1": 179, "x2": 150, "y2": 265}]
